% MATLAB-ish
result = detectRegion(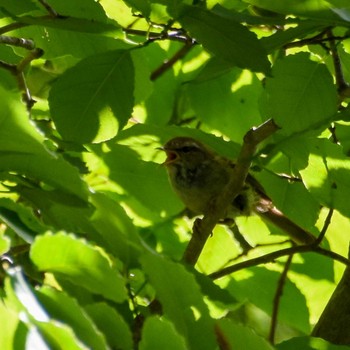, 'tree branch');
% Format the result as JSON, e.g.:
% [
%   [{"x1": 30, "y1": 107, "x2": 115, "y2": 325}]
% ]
[
  {"x1": 123, "y1": 28, "x2": 190, "y2": 43},
  {"x1": 37, "y1": 0, "x2": 59, "y2": 17},
  {"x1": 182, "y1": 119, "x2": 280, "y2": 266},
  {"x1": 269, "y1": 252, "x2": 294, "y2": 345},
  {"x1": 151, "y1": 39, "x2": 195, "y2": 80},
  {"x1": 209, "y1": 244, "x2": 350, "y2": 280},
  {"x1": 312, "y1": 247, "x2": 350, "y2": 345},
  {"x1": 0, "y1": 35, "x2": 35, "y2": 50},
  {"x1": 209, "y1": 207, "x2": 344, "y2": 279},
  {"x1": 326, "y1": 29, "x2": 350, "y2": 98},
  {"x1": 0, "y1": 48, "x2": 44, "y2": 112}
]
